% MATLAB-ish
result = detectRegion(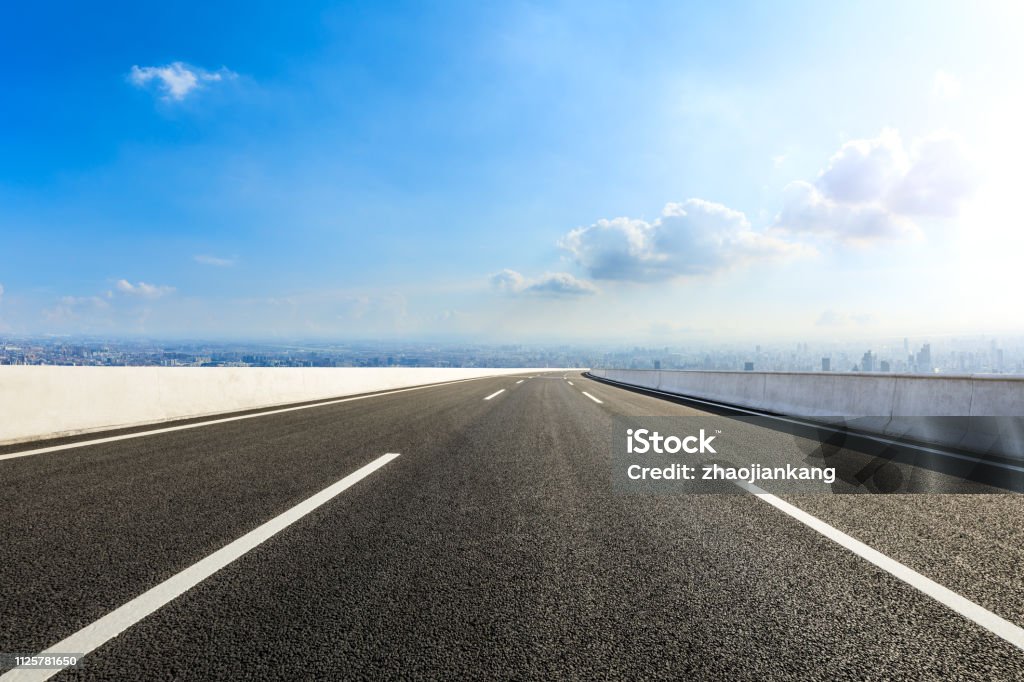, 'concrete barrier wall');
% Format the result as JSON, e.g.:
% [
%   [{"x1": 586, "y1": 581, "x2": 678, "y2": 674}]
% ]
[
  {"x1": 589, "y1": 368, "x2": 1024, "y2": 459},
  {"x1": 0, "y1": 367, "x2": 551, "y2": 445}
]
